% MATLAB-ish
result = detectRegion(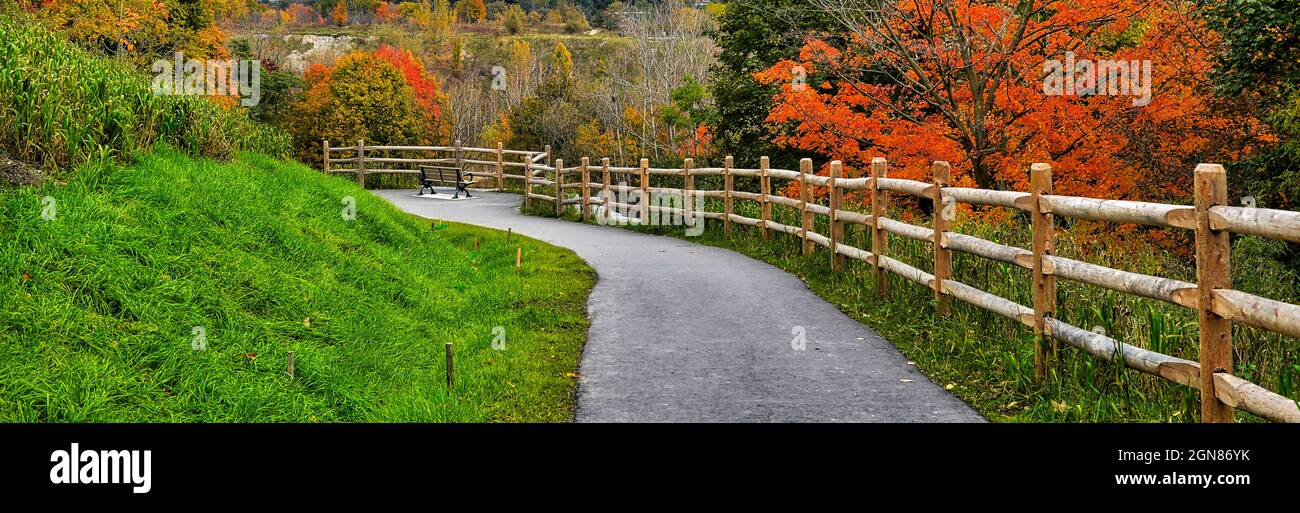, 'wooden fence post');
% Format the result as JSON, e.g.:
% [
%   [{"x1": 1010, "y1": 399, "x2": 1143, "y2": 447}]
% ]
[
  {"x1": 760, "y1": 156, "x2": 772, "y2": 240},
  {"x1": 723, "y1": 156, "x2": 734, "y2": 237},
  {"x1": 640, "y1": 158, "x2": 650, "y2": 224},
  {"x1": 602, "y1": 158, "x2": 612, "y2": 222},
  {"x1": 322, "y1": 139, "x2": 330, "y2": 174},
  {"x1": 932, "y1": 161, "x2": 952, "y2": 317},
  {"x1": 496, "y1": 141, "x2": 505, "y2": 191},
  {"x1": 683, "y1": 158, "x2": 695, "y2": 229},
  {"x1": 522, "y1": 155, "x2": 532, "y2": 210},
  {"x1": 1030, "y1": 163, "x2": 1057, "y2": 381},
  {"x1": 620, "y1": 173, "x2": 630, "y2": 225},
  {"x1": 1195, "y1": 163, "x2": 1234, "y2": 423},
  {"x1": 356, "y1": 139, "x2": 366, "y2": 188},
  {"x1": 554, "y1": 159, "x2": 564, "y2": 217},
  {"x1": 829, "y1": 161, "x2": 844, "y2": 270},
  {"x1": 581, "y1": 157, "x2": 591, "y2": 222},
  {"x1": 800, "y1": 158, "x2": 813, "y2": 256},
  {"x1": 870, "y1": 157, "x2": 889, "y2": 294},
  {"x1": 544, "y1": 144, "x2": 552, "y2": 168},
  {"x1": 454, "y1": 138, "x2": 463, "y2": 179}
]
